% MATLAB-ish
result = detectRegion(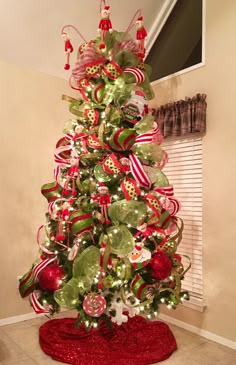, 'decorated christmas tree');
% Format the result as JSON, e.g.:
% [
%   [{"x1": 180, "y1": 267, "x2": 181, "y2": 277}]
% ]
[{"x1": 19, "y1": 3, "x2": 190, "y2": 332}]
